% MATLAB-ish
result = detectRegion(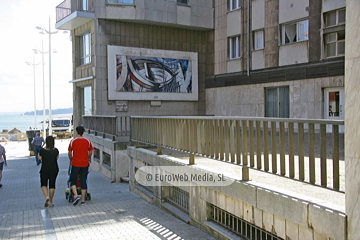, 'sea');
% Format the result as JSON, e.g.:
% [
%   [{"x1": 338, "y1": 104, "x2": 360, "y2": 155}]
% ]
[{"x1": 0, "y1": 114, "x2": 48, "y2": 132}]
